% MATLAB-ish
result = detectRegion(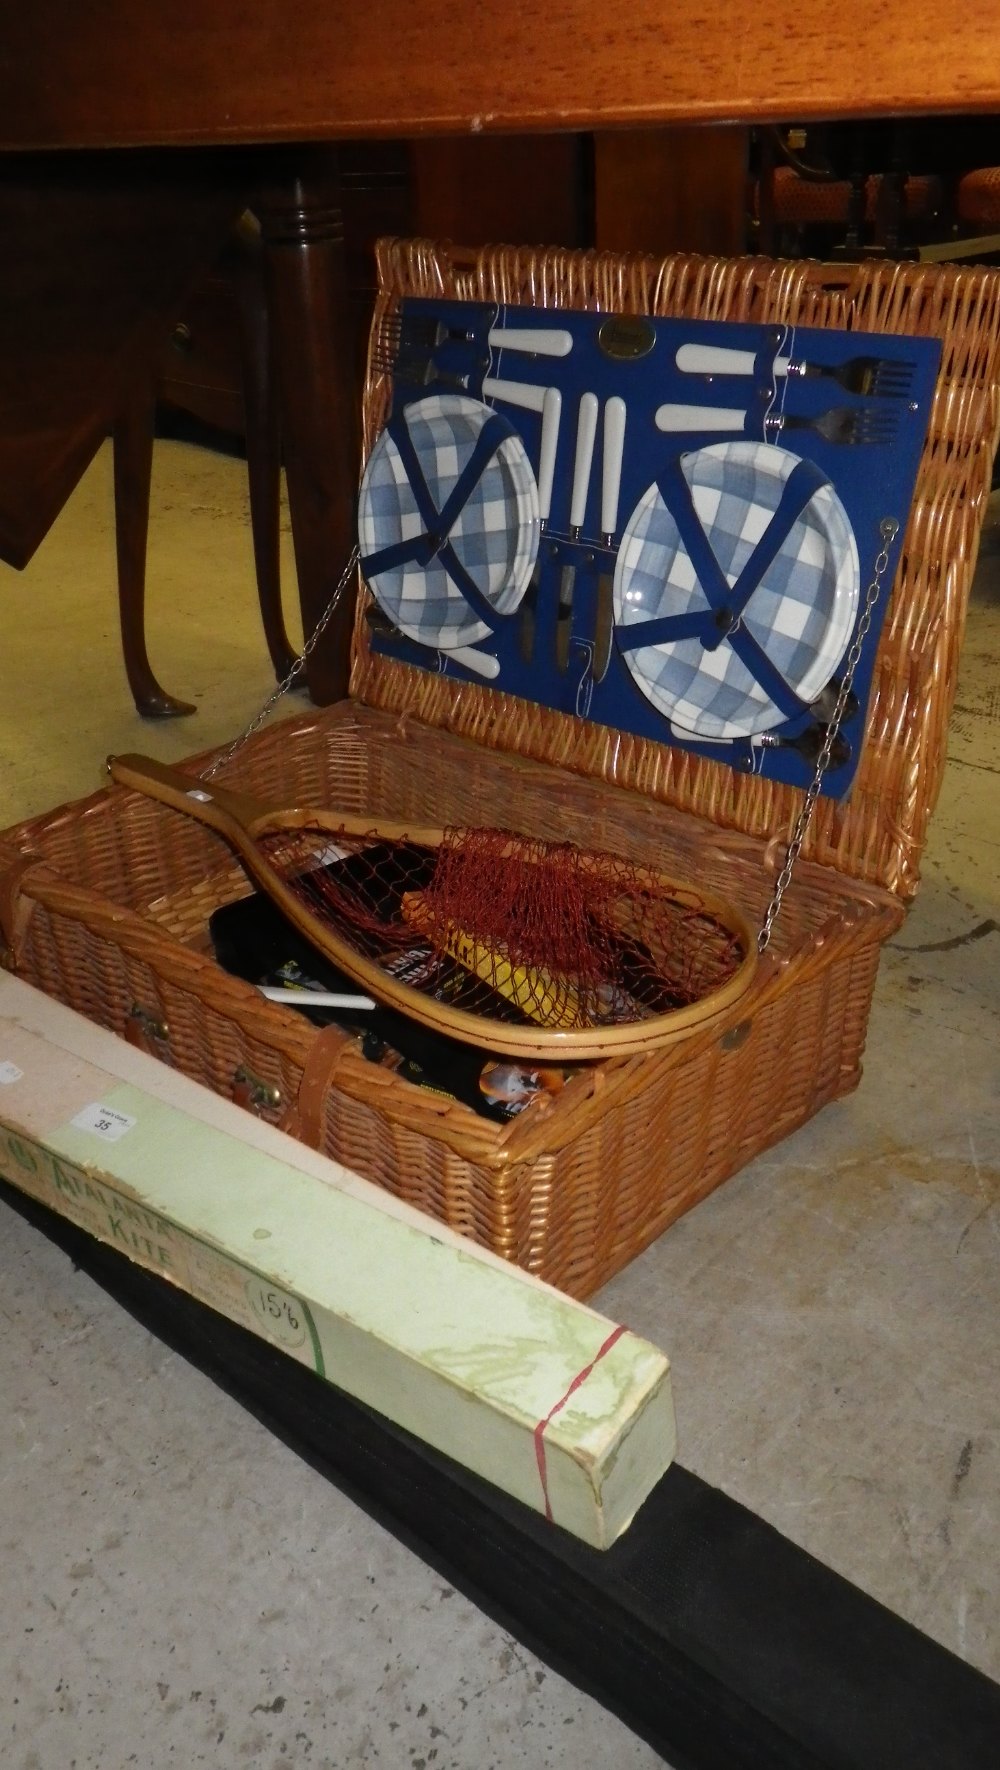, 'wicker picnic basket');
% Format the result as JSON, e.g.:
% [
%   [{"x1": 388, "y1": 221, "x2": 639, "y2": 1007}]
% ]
[{"x1": 1, "y1": 239, "x2": 998, "y2": 1300}]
